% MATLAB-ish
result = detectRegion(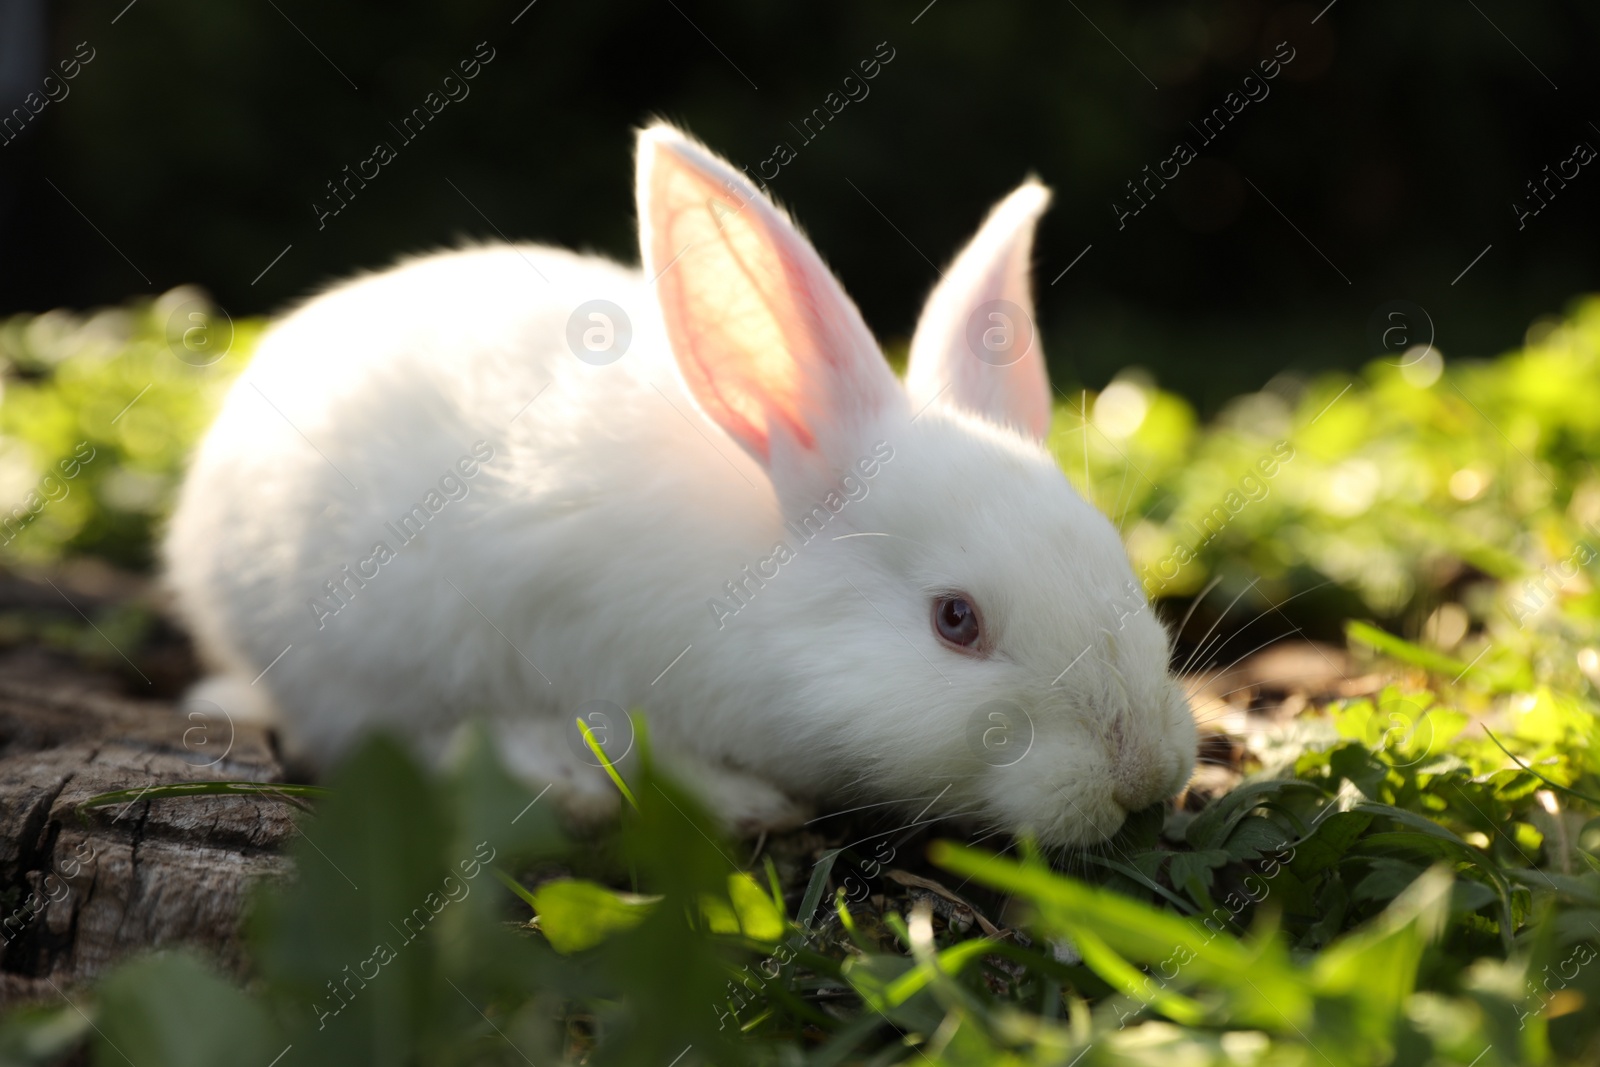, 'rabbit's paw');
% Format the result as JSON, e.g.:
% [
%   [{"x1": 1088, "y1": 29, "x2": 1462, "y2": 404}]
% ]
[
  {"x1": 557, "y1": 780, "x2": 624, "y2": 830},
  {"x1": 491, "y1": 719, "x2": 626, "y2": 830},
  {"x1": 679, "y1": 764, "x2": 811, "y2": 838}
]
